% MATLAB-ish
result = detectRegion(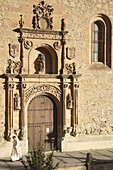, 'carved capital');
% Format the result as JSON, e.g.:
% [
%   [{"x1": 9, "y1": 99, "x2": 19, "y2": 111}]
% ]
[
  {"x1": 74, "y1": 84, "x2": 79, "y2": 88},
  {"x1": 63, "y1": 84, "x2": 68, "y2": 88},
  {"x1": 22, "y1": 83, "x2": 27, "y2": 89},
  {"x1": 9, "y1": 83, "x2": 14, "y2": 89}
]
